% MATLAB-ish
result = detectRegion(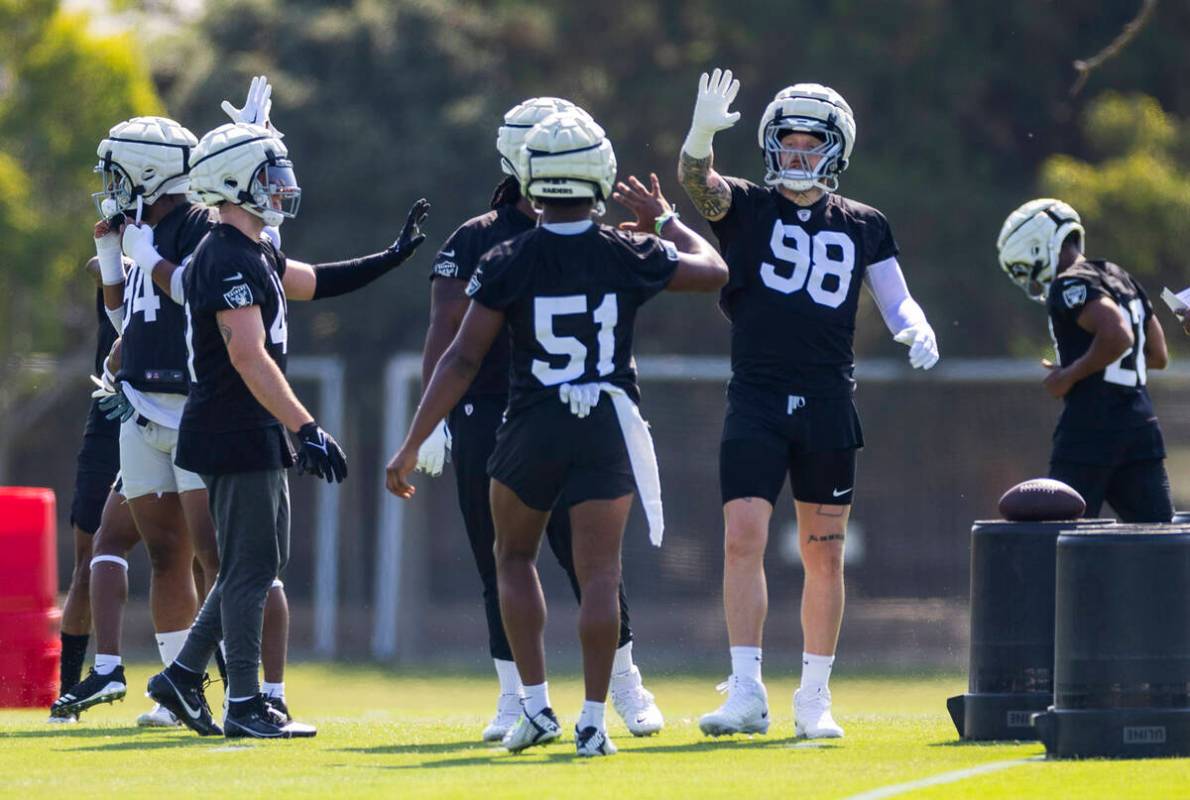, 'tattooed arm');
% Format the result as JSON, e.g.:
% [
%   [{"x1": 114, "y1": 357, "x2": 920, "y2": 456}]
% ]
[{"x1": 678, "y1": 150, "x2": 733, "y2": 222}]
